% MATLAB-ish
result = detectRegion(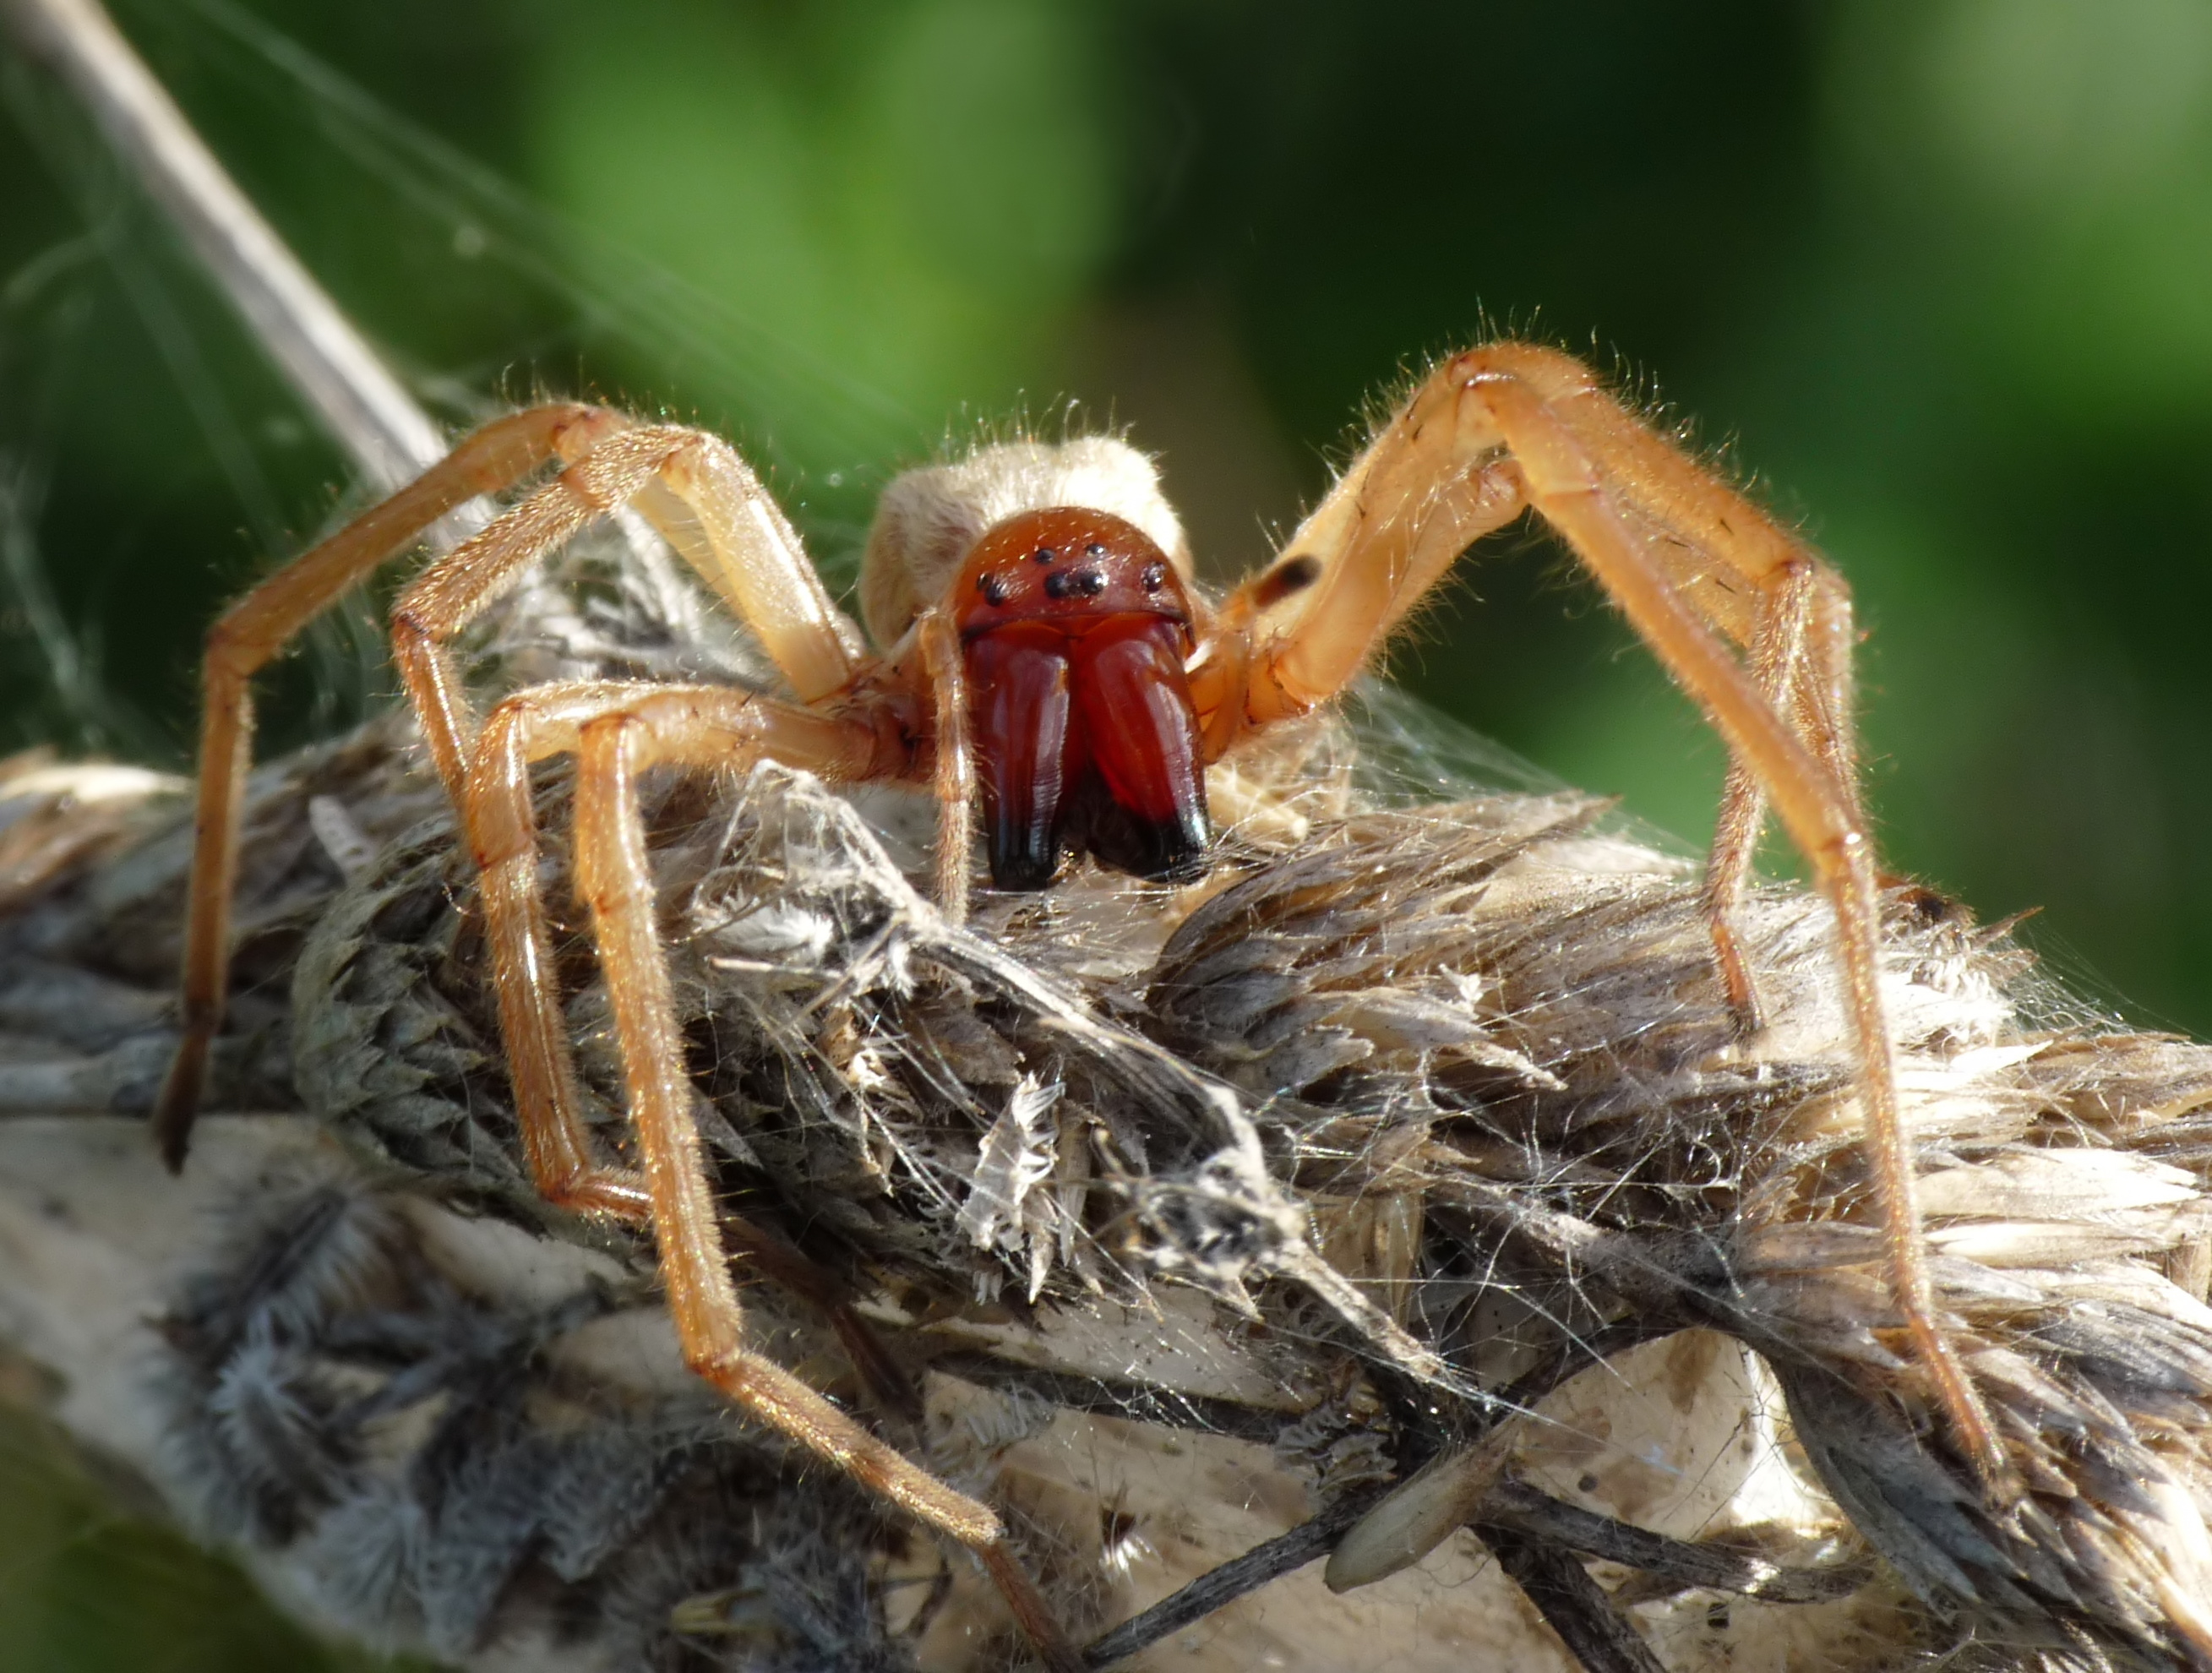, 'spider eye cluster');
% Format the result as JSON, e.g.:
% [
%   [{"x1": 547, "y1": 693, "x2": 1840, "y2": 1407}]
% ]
[
  {"x1": 953, "y1": 506, "x2": 1190, "y2": 640},
  {"x1": 1043, "y1": 568, "x2": 1108, "y2": 601}
]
